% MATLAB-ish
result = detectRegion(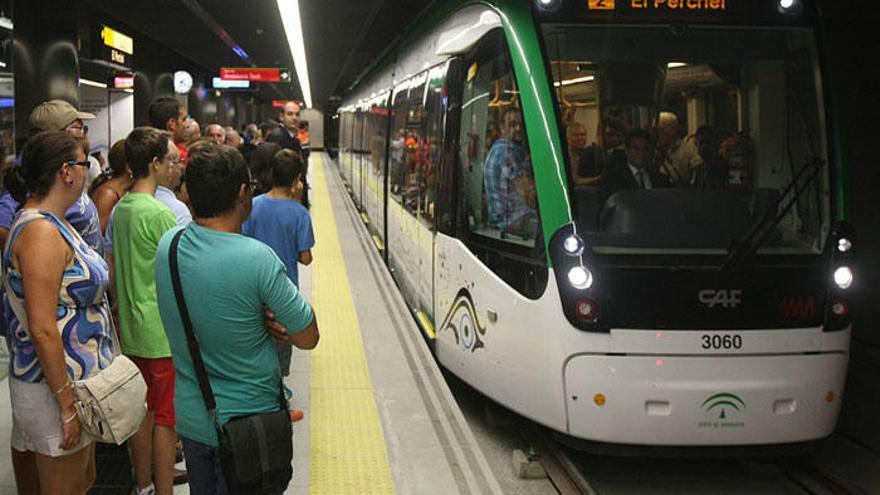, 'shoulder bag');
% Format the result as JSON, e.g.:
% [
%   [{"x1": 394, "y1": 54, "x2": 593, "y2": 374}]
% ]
[
  {"x1": 168, "y1": 228, "x2": 293, "y2": 495},
  {"x1": 73, "y1": 342, "x2": 148, "y2": 444}
]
